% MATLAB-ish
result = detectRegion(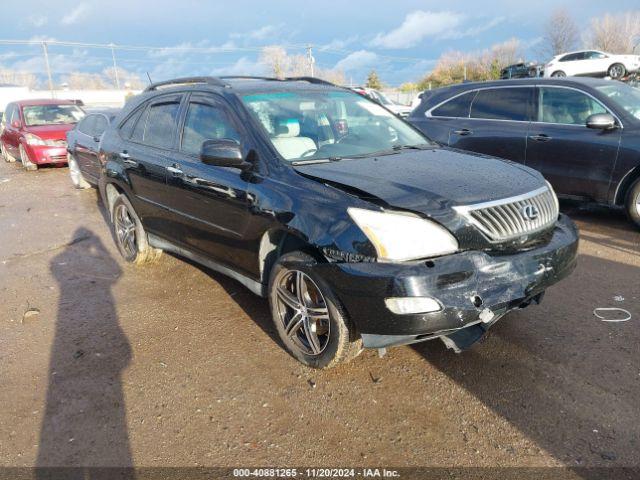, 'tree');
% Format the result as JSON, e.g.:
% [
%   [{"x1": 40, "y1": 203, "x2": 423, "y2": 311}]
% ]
[
  {"x1": 399, "y1": 82, "x2": 418, "y2": 93},
  {"x1": 259, "y1": 46, "x2": 345, "y2": 84},
  {"x1": 0, "y1": 69, "x2": 38, "y2": 88},
  {"x1": 540, "y1": 9, "x2": 579, "y2": 60},
  {"x1": 365, "y1": 70, "x2": 383, "y2": 90},
  {"x1": 586, "y1": 11, "x2": 640, "y2": 53},
  {"x1": 103, "y1": 67, "x2": 145, "y2": 90},
  {"x1": 63, "y1": 72, "x2": 108, "y2": 89}
]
